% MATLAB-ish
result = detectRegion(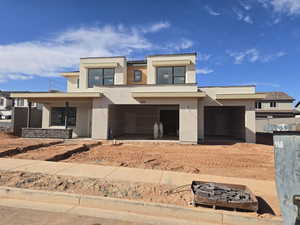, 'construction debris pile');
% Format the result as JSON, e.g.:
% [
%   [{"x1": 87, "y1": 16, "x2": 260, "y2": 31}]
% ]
[{"x1": 192, "y1": 182, "x2": 251, "y2": 203}]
